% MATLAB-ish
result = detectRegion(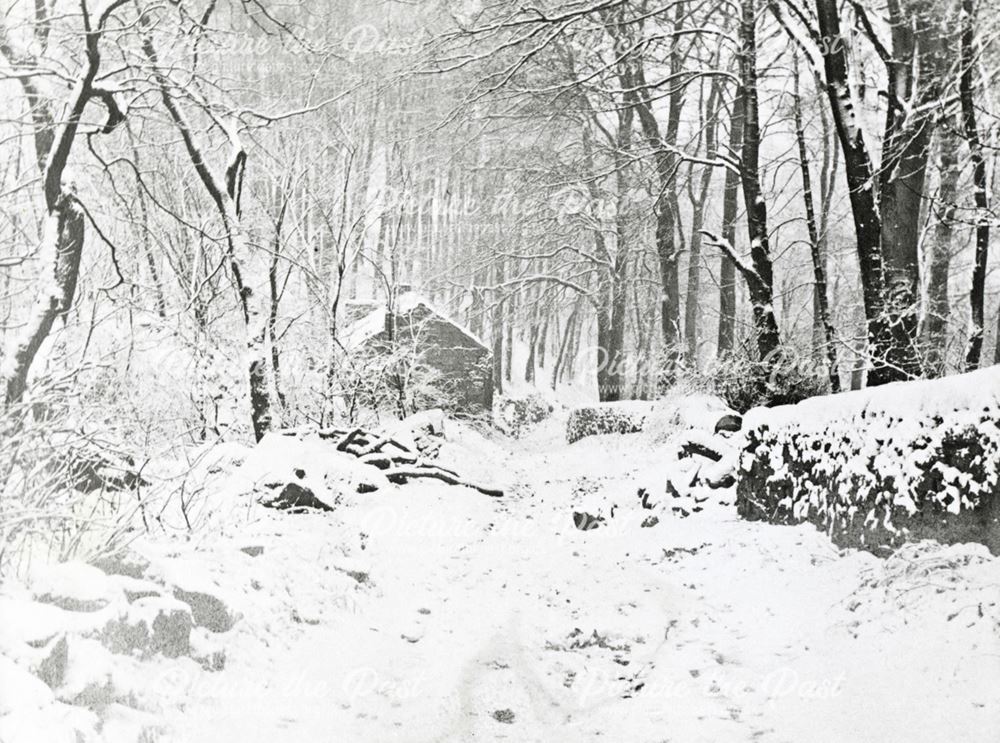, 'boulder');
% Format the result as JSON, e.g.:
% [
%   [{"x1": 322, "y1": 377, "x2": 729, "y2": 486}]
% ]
[
  {"x1": 262, "y1": 481, "x2": 334, "y2": 512},
  {"x1": 89, "y1": 551, "x2": 150, "y2": 581},
  {"x1": 99, "y1": 597, "x2": 192, "y2": 658},
  {"x1": 55, "y1": 637, "x2": 124, "y2": 708},
  {"x1": 100, "y1": 704, "x2": 161, "y2": 743},
  {"x1": 35, "y1": 634, "x2": 69, "y2": 689},
  {"x1": 173, "y1": 587, "x2": 234, "y2": 633},
  {"x1": 0, "y1": 597, "x2": 109, "y2": 647},
  {"x1": 670, "y1": 394, "x2": 741, "y2": 433},
  {"x1": 32, "y1": 562, "x2": 122, "y2": 613}
]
